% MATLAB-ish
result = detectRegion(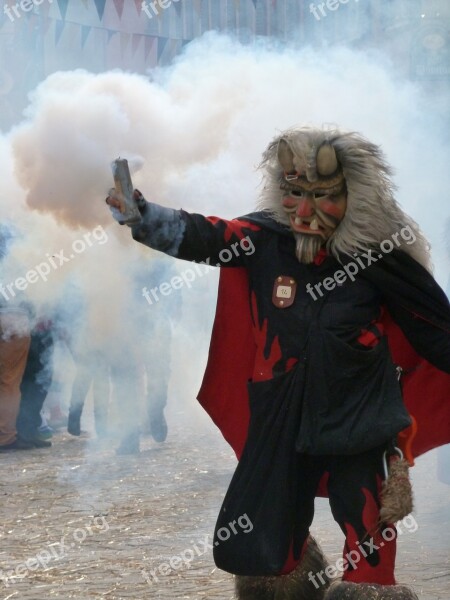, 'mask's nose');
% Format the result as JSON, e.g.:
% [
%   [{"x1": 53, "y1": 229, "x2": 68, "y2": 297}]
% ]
[{"x1": 295, "y1": 196, "x2": 314, "y2": 218}]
